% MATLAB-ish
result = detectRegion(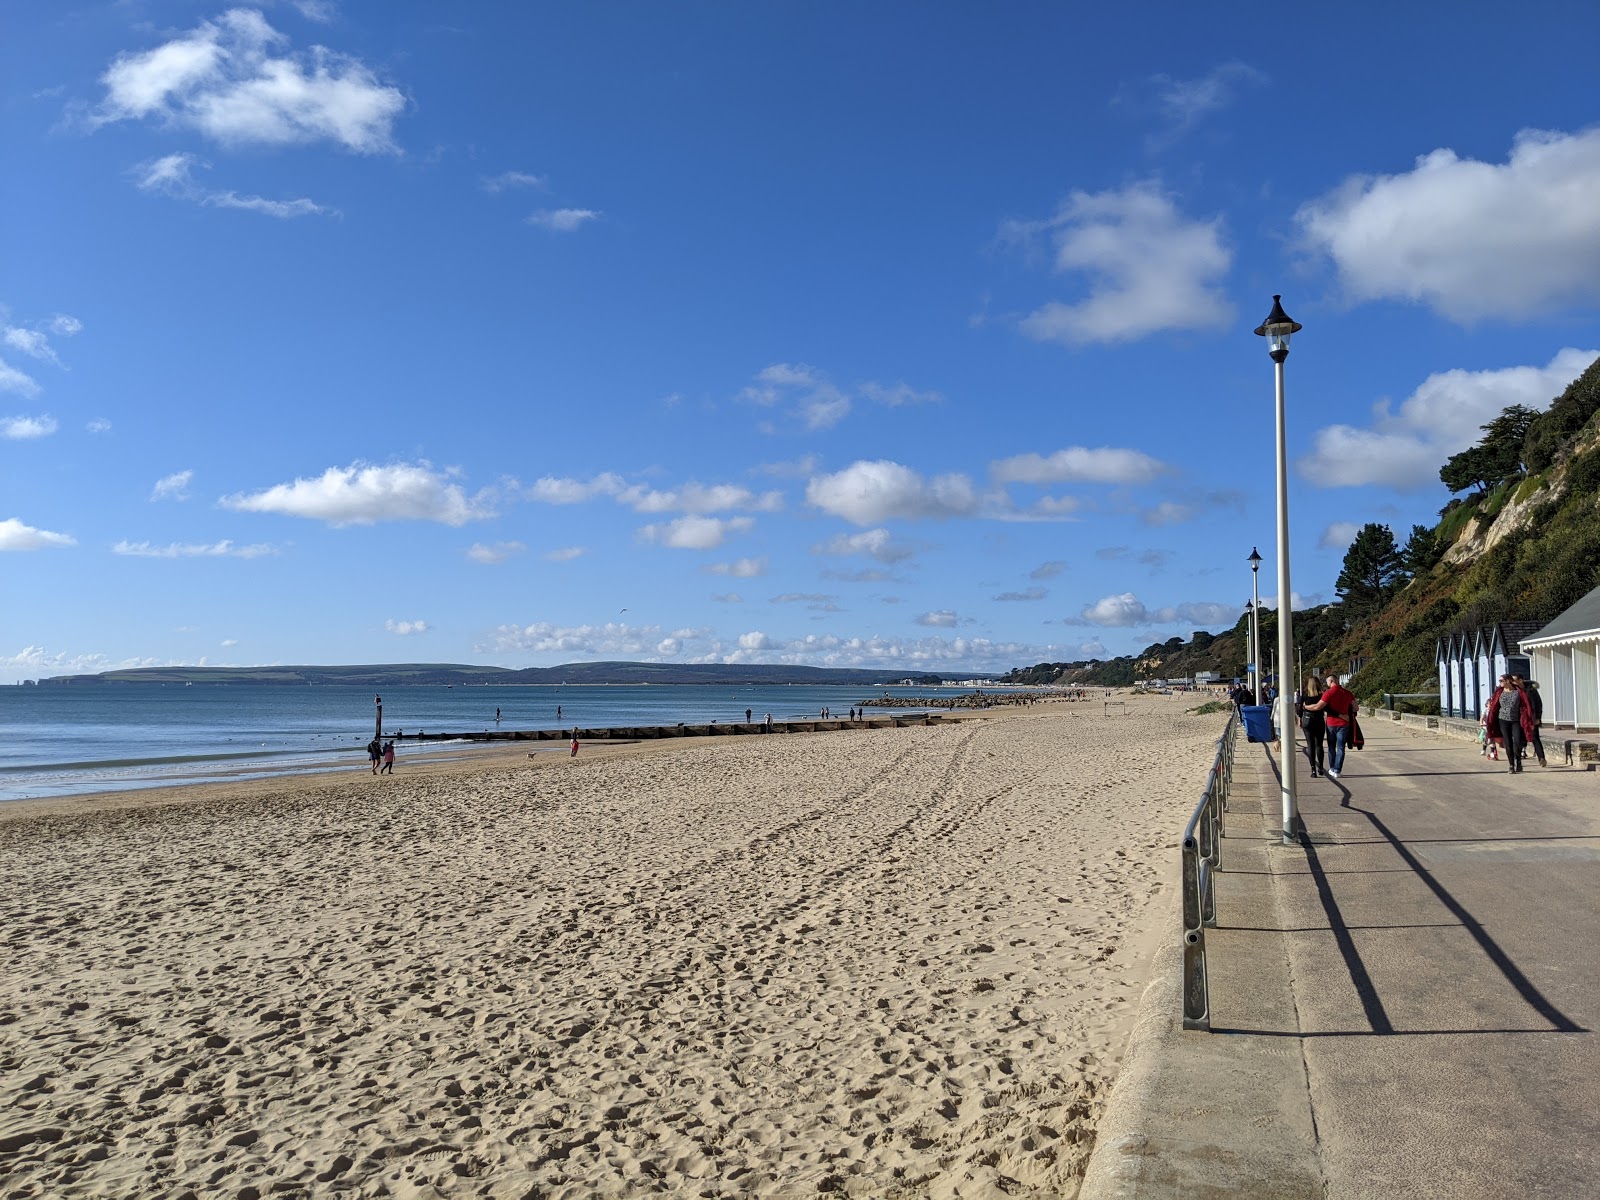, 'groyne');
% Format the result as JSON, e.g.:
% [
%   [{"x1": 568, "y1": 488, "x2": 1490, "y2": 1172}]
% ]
[{"x1": 386, "y1": 714, "x2": 948, "y2": 744}]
